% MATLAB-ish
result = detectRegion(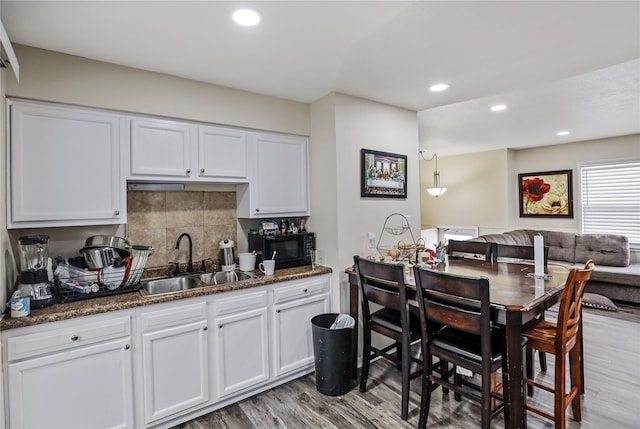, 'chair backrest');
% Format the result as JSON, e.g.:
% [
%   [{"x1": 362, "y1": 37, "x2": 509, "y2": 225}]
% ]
[
  {"x1": 491, "y1": 243, "x2": 549, "y2": 266},
  {"x1": 447, "y1": 240, "x2": 492, "y2": 261},
  {"x1": 413, "y1": 266, "x2": 492, "y2": 348},
  {"x1": 353, "y1": 255, "x2": 408, "y2": 318},
  {"x1": 556, "y1": 259, "x2": 595, "y2": 346}
]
